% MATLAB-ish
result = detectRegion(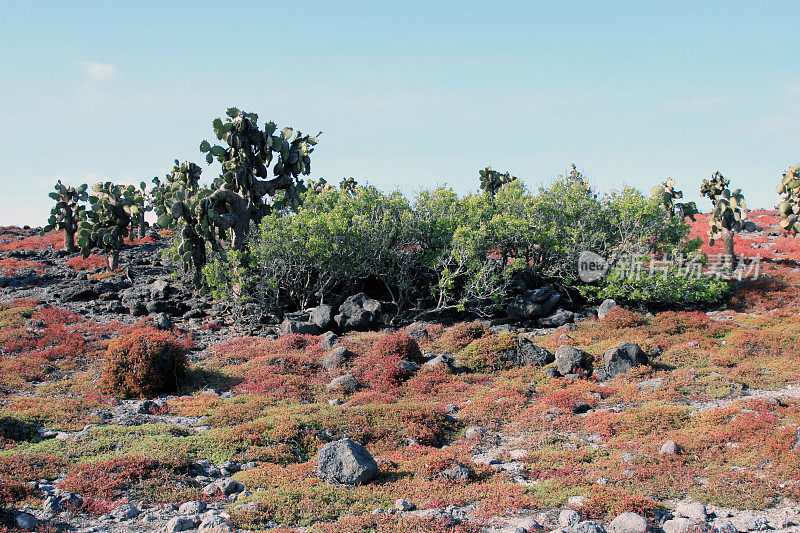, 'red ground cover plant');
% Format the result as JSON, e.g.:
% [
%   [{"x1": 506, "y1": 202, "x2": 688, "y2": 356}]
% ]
[
  {"x1": 434, "y1": 321, "x2": 488, "y2": 353},
  {"x1": 353, "y1": 331, "x2": 424, "y2": 391},
  {"x1": 66, "y1": 254, "x2": 107, "y2": 271},
  {"x1": 101, "y1": 327, "x2": 188, "y2": 398},
  {"x1": 0, "y1": 258, "x2": 47, "y2": 276},
  {"x1": 60, "y1": 456, "x2": 161, "y2": 500},
  {"x1": 0, "y1": 228, "x2": 63, "y2": 252}
]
